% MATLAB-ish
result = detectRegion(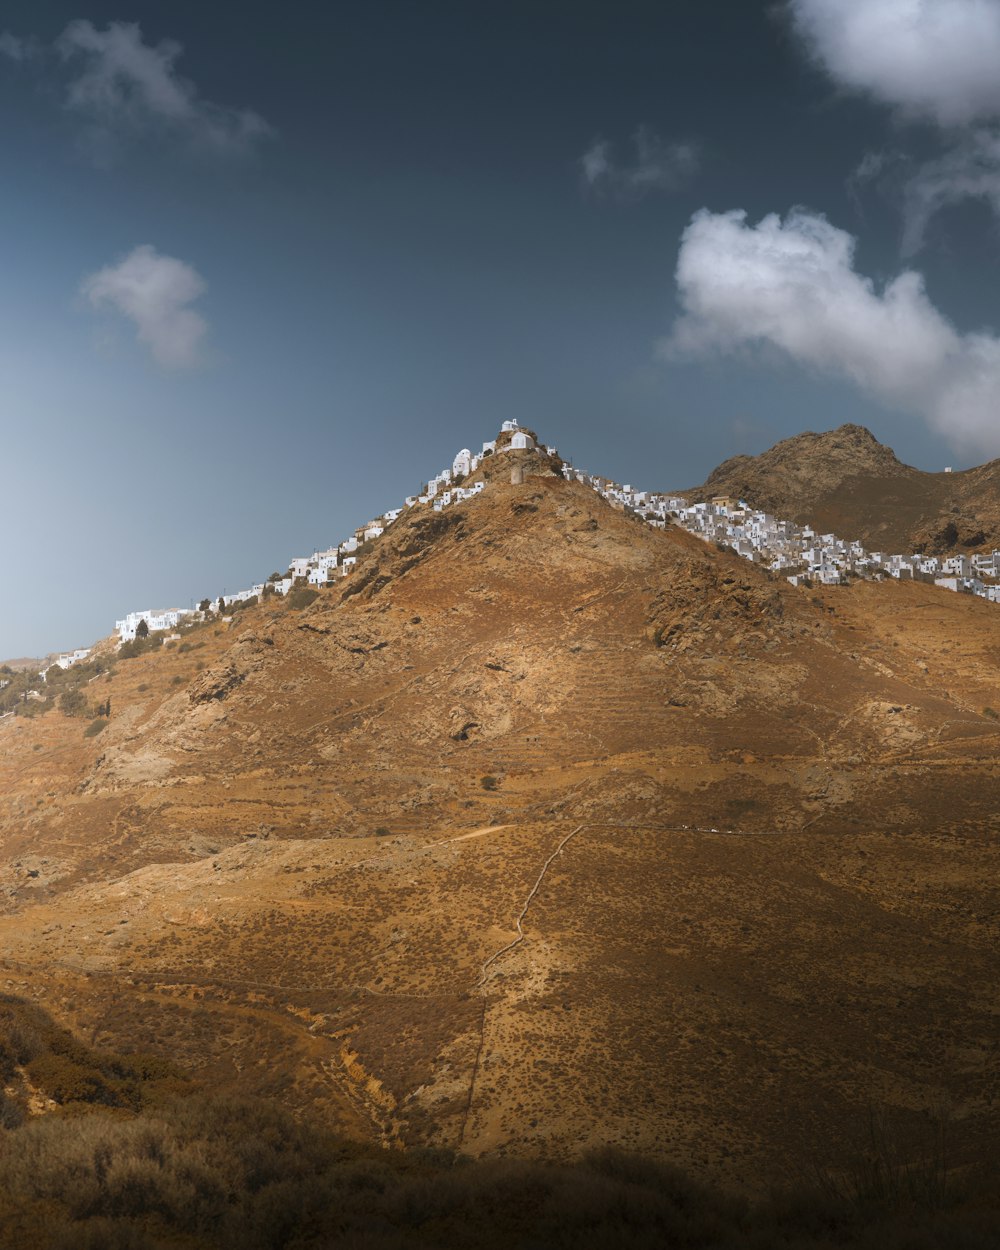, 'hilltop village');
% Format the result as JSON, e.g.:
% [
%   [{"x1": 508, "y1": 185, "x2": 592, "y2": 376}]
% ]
[
  {"x1": 570, "y1": 477, "x2": 1000, "y2": 601},
  {"x1": 43, "y1": 419, "x2": 996, "y2": 673},
  {"x1": 108, "y1": 420, "x2": 553, "y2": 649}
]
